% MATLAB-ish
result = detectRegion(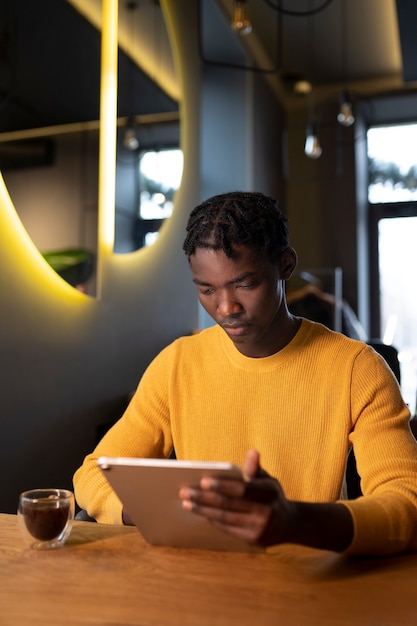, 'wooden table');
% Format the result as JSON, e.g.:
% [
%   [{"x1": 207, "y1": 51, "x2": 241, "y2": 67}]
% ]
[{"x1": 1, "y1": 512, "x2": 416, "y2": 626}]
